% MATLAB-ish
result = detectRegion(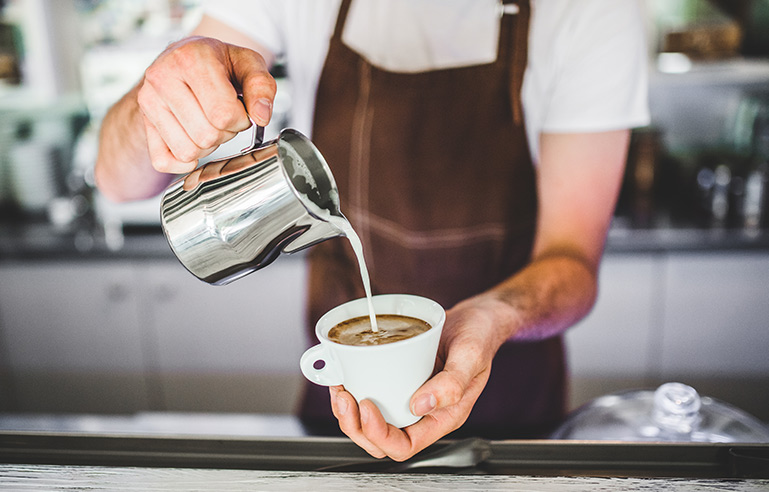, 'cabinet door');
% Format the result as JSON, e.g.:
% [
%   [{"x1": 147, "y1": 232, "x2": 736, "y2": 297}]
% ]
[
  {"x1": 660, "y1": 252, "x2": 769, "y2": 374},
  {"x1": 141, "y1": 257, "x2": 308, "y2": 413},
  {"x1": 658, "y1": 251, "x2": 769, "y2": 420},
  {"x1": 659, "y1": 252, "x2": 769, "y2": 421},
  {"x1": 565, "y1": 254, "x2": 661, "y2": 407},
  {"x1": 0, "y1": 262, "x2": 149, "y2": 412}
]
